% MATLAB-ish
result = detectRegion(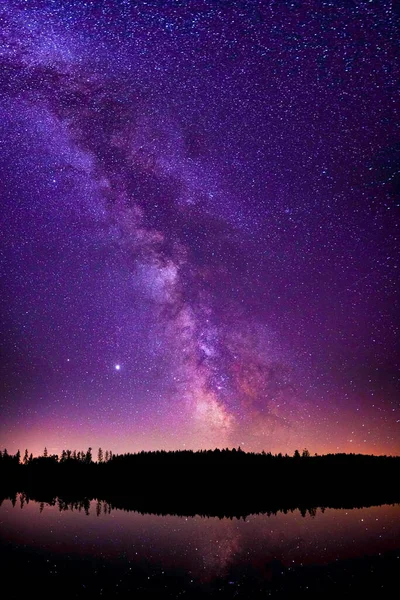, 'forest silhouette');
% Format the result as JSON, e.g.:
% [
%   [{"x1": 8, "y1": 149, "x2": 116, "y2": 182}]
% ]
[{"x1": 1, "y1": 447, "x2": 399, "y2": 518}]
